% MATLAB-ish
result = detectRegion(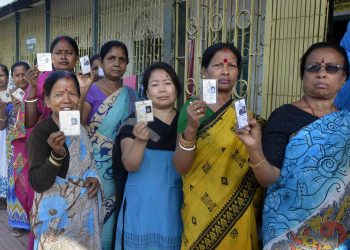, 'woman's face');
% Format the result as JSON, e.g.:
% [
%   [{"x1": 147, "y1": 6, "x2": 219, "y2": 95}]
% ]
[
  {"x1": 202, "y1": 49, "x2": 239, "y2": 93},
  {"x1": 51, "y1": 40, "x2": 78, "y2": 71},
  {"x1": 0, "y1": 68, "x2": 8, "y2": 90},
  {"x1": 12, "y1": 66, "x2": 29, "y2": 90},
  {"x1": 146, "y1": 69, "x2": 177, "y2": 109},
  {"x1": 101, "y1": 47, "x2": 127, "y2": 81},
  {"x1": 45, "y1": 78, "x2": 80, "y2": 122},
  {"x1": 303, "y1": 48, "x2": 346, "y2": 100},
  {"x1": 91, "y1": 58, "x2": 101, "y2": 82}
]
